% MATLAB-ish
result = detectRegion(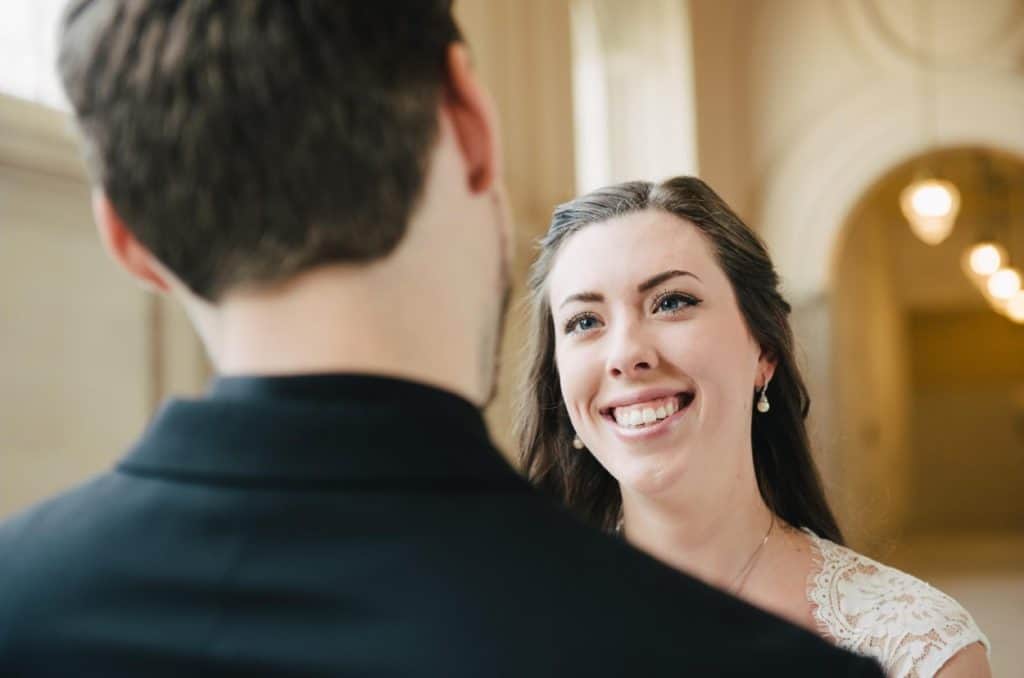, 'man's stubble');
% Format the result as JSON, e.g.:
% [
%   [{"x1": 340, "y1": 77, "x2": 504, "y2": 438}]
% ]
[{"x1": 479, "y1": 185, "x2": 514, "y2": 408}]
